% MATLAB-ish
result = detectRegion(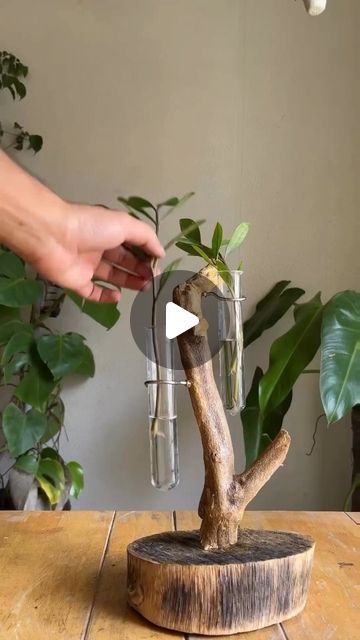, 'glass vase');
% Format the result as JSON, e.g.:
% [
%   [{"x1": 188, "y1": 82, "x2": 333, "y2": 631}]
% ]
[
  {"x1": 218, "y1": 270, "x2": 245, "y2": 415},
  {"x1": 145, "y1": 326, "x2": 179, "y2": 491}
]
